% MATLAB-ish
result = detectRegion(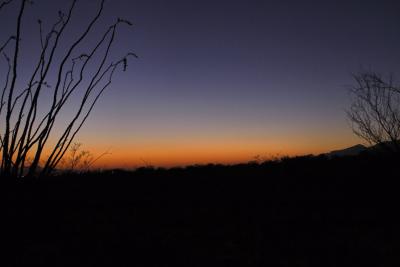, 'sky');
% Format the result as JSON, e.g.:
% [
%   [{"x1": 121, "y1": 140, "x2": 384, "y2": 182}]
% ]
[{"x1": 1, "y1": 0, "x2": 400, "y2": 168}]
